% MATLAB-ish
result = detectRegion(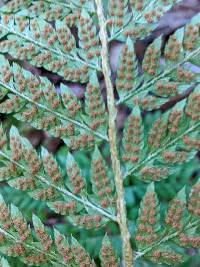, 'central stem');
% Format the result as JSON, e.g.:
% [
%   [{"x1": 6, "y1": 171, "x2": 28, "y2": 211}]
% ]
[{"x1": 95, "y1": 1, "x2": 134, "y2": 266}]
